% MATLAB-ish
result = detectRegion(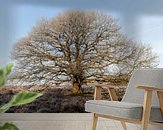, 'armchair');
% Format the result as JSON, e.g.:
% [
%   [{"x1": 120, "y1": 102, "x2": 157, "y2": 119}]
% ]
[{"x1": 85, "y1": 69, "x2": 163, "y2": 130}]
